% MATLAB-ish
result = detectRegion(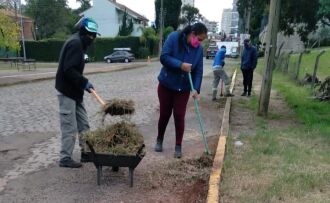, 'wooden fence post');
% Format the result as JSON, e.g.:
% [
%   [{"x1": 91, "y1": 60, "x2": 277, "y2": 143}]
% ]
[
  {"x1": 283, "y1": 51, "x2": 293, "y2": 73},
  {"x1": 293, "y1": 52, "x2": 303, "y2": 80},
  {"x1": 312, "y1": 50, "x2": 326, "y2": 89}
]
